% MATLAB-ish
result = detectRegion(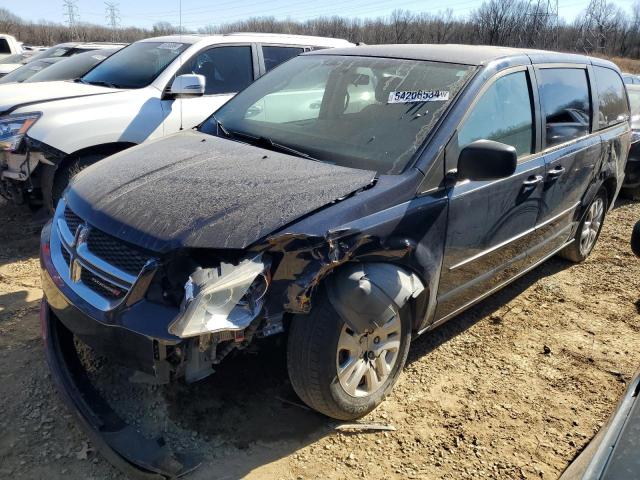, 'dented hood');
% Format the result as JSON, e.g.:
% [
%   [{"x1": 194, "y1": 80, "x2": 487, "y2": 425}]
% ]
[{"x1": 66, "y1": 131, "x2": 376, "y2": 252}]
